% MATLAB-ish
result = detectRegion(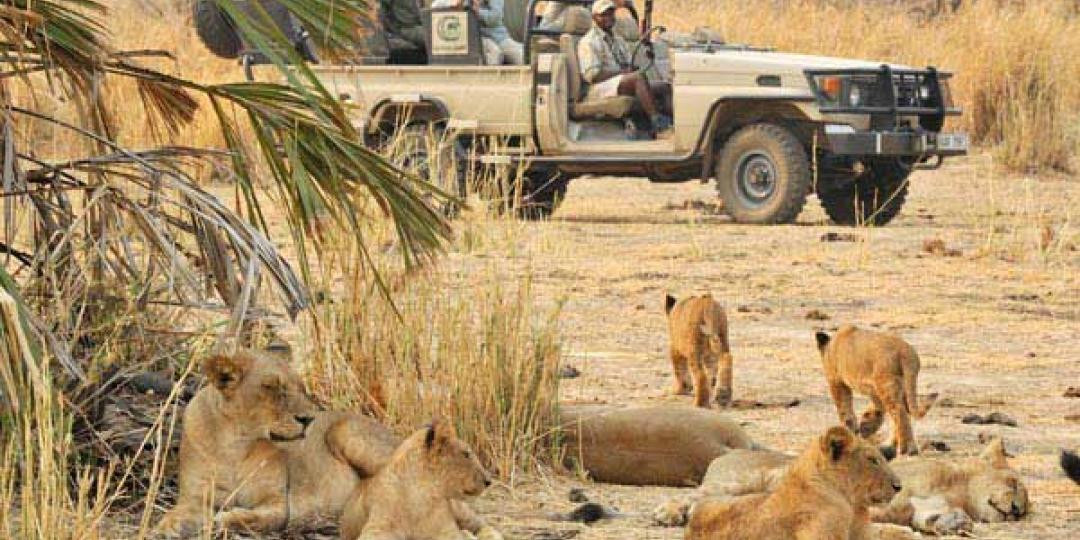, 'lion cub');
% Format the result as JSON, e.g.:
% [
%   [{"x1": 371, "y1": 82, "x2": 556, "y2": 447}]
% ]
[
  {"x1": 686, "y1": 426, "x2": 912, "y2": 540},
  {"x1": 815, "y1": 325, "x2": 932, "y2": 456},
  {"x1": 665, "y1": 294, "x2": 734, "y2": 407},
  {"x1": 340, "y1": 419, "x2": 501, "y2": 540}
]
